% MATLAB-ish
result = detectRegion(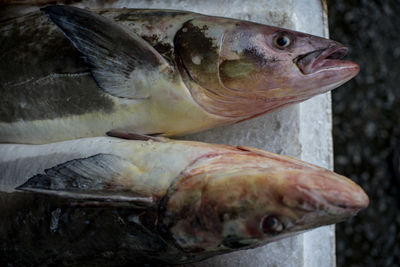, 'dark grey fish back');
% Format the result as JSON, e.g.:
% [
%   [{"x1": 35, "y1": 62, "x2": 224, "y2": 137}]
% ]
[
  {"x1": 100, "y1": 9, "x2": 198, "y2": 62},
  {"x1": 0, "y1": 11, "x2": 114, "y2": 123}
]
